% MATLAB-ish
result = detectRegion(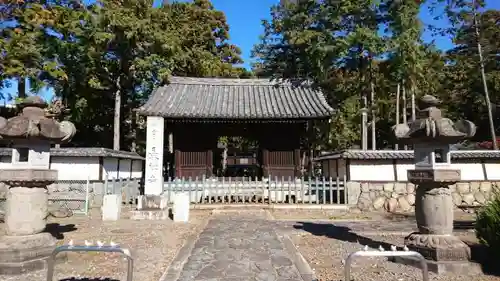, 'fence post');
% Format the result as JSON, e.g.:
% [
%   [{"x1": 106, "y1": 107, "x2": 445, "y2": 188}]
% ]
[
  {"x1": 343, "y1": 176, "x2": 348, "y2": 205},
  {"x1": 84, "y1": 176, "x2": 90, "y2": 215},
  {"x1": 267, "y1": 175, "x2": 271, "y2": 205}
]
